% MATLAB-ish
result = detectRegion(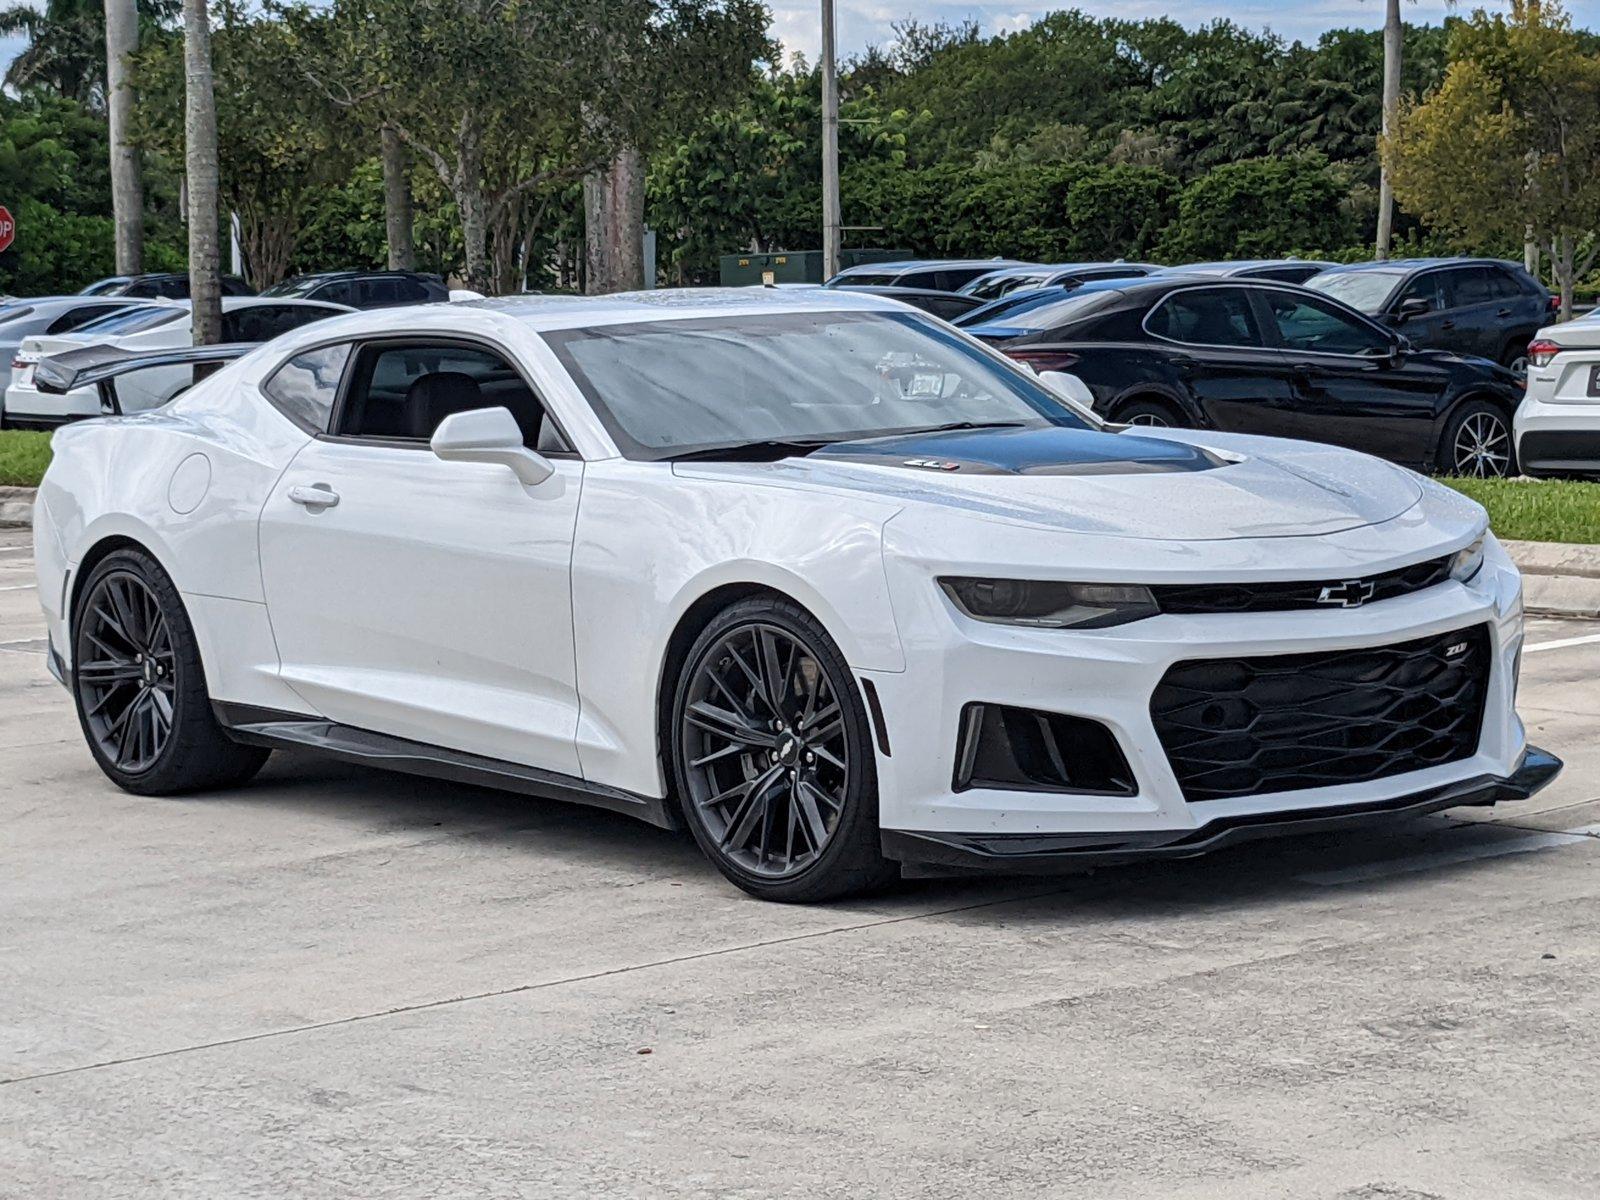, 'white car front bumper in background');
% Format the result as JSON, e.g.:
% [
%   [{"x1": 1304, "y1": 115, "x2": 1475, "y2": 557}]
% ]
[{"x1": 864, "y1": 535, "x2": 1557, "y2": 871}]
